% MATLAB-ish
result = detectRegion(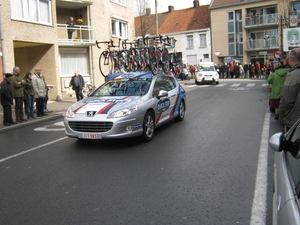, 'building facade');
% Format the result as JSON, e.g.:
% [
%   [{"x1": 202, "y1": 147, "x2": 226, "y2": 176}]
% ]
[
  {"x1": 0, "y1": 0, "x2": 135, "y2": 100},
  {"x1": 135, "y1": 0, "x2": 211, "y2": 66},
  {"x1": 210, "y1": 0, "x2": 300, "y2": 66}
]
